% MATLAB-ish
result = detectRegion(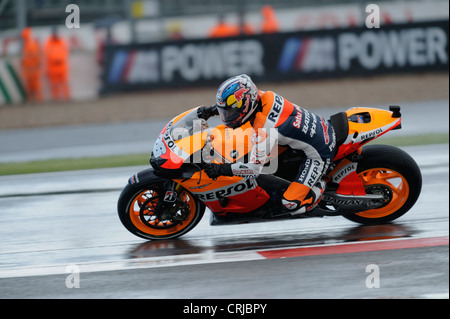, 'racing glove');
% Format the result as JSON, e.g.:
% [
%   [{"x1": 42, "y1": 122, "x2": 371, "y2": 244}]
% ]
[
  {"x1": 197, "y1": 105, "x2": 219, "y2": 120},
  {"x1": 204, "y1": 163, "x2": 233, "y2": 179}
]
